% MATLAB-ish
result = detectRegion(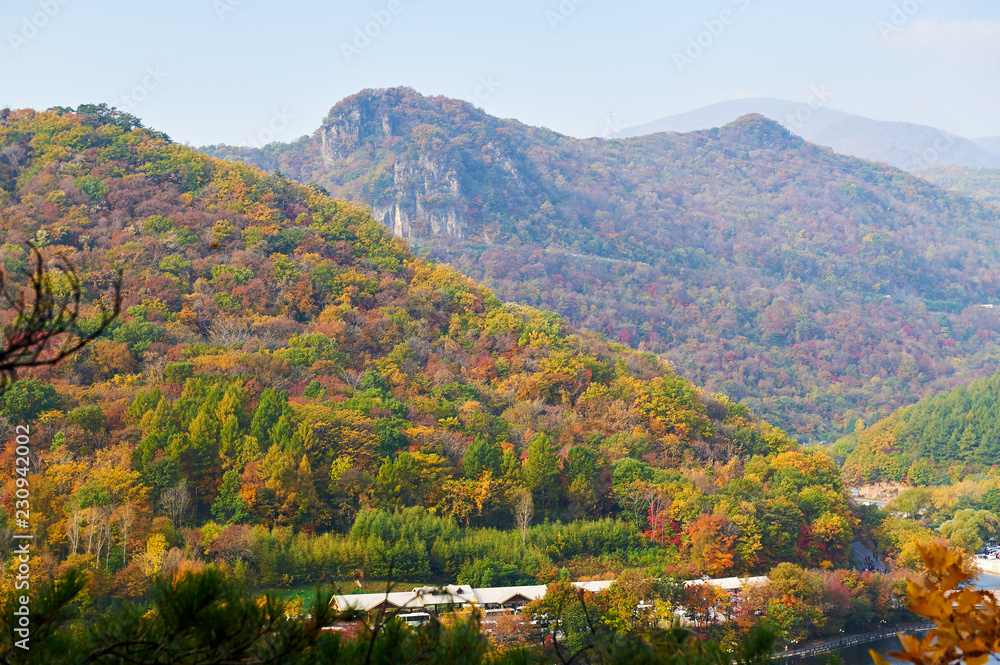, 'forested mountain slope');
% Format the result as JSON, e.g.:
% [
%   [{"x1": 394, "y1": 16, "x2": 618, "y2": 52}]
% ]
[
  {"x1": 918, "y1": 165, "x2": 1000, "y2": 207},
  {"x1": 201, "y1": 88, "x2": 1000, "y2": 439},
  {"x1": 0, "y1": 106, "x2": 855, "y2": 601},
  {"x1": 842, "y1": 371, "x2": 1000, "y2": 486}
]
